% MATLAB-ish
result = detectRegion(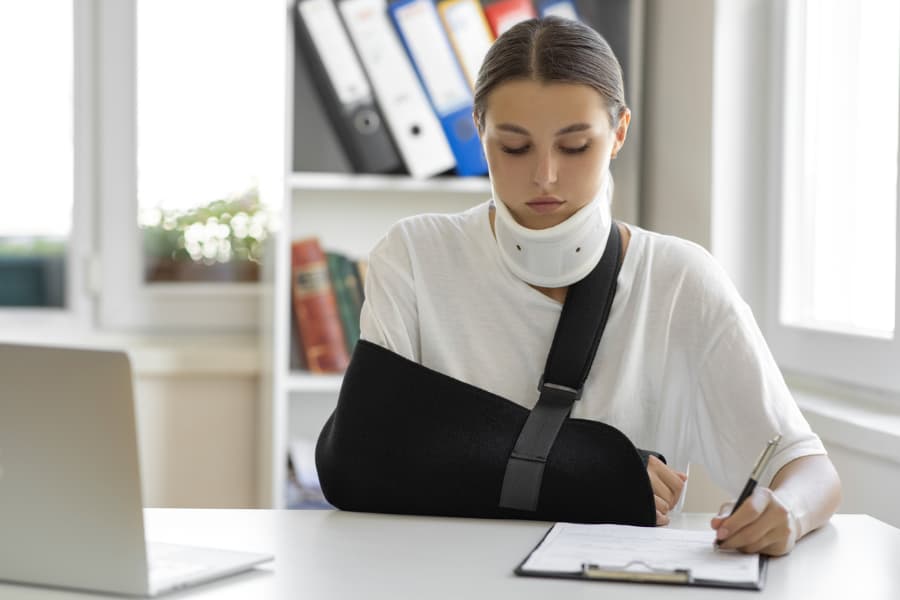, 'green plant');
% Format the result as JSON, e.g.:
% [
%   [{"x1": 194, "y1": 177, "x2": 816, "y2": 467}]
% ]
[{"x1": 140, "y1": 188, "x2": 270, "y2": 265}]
